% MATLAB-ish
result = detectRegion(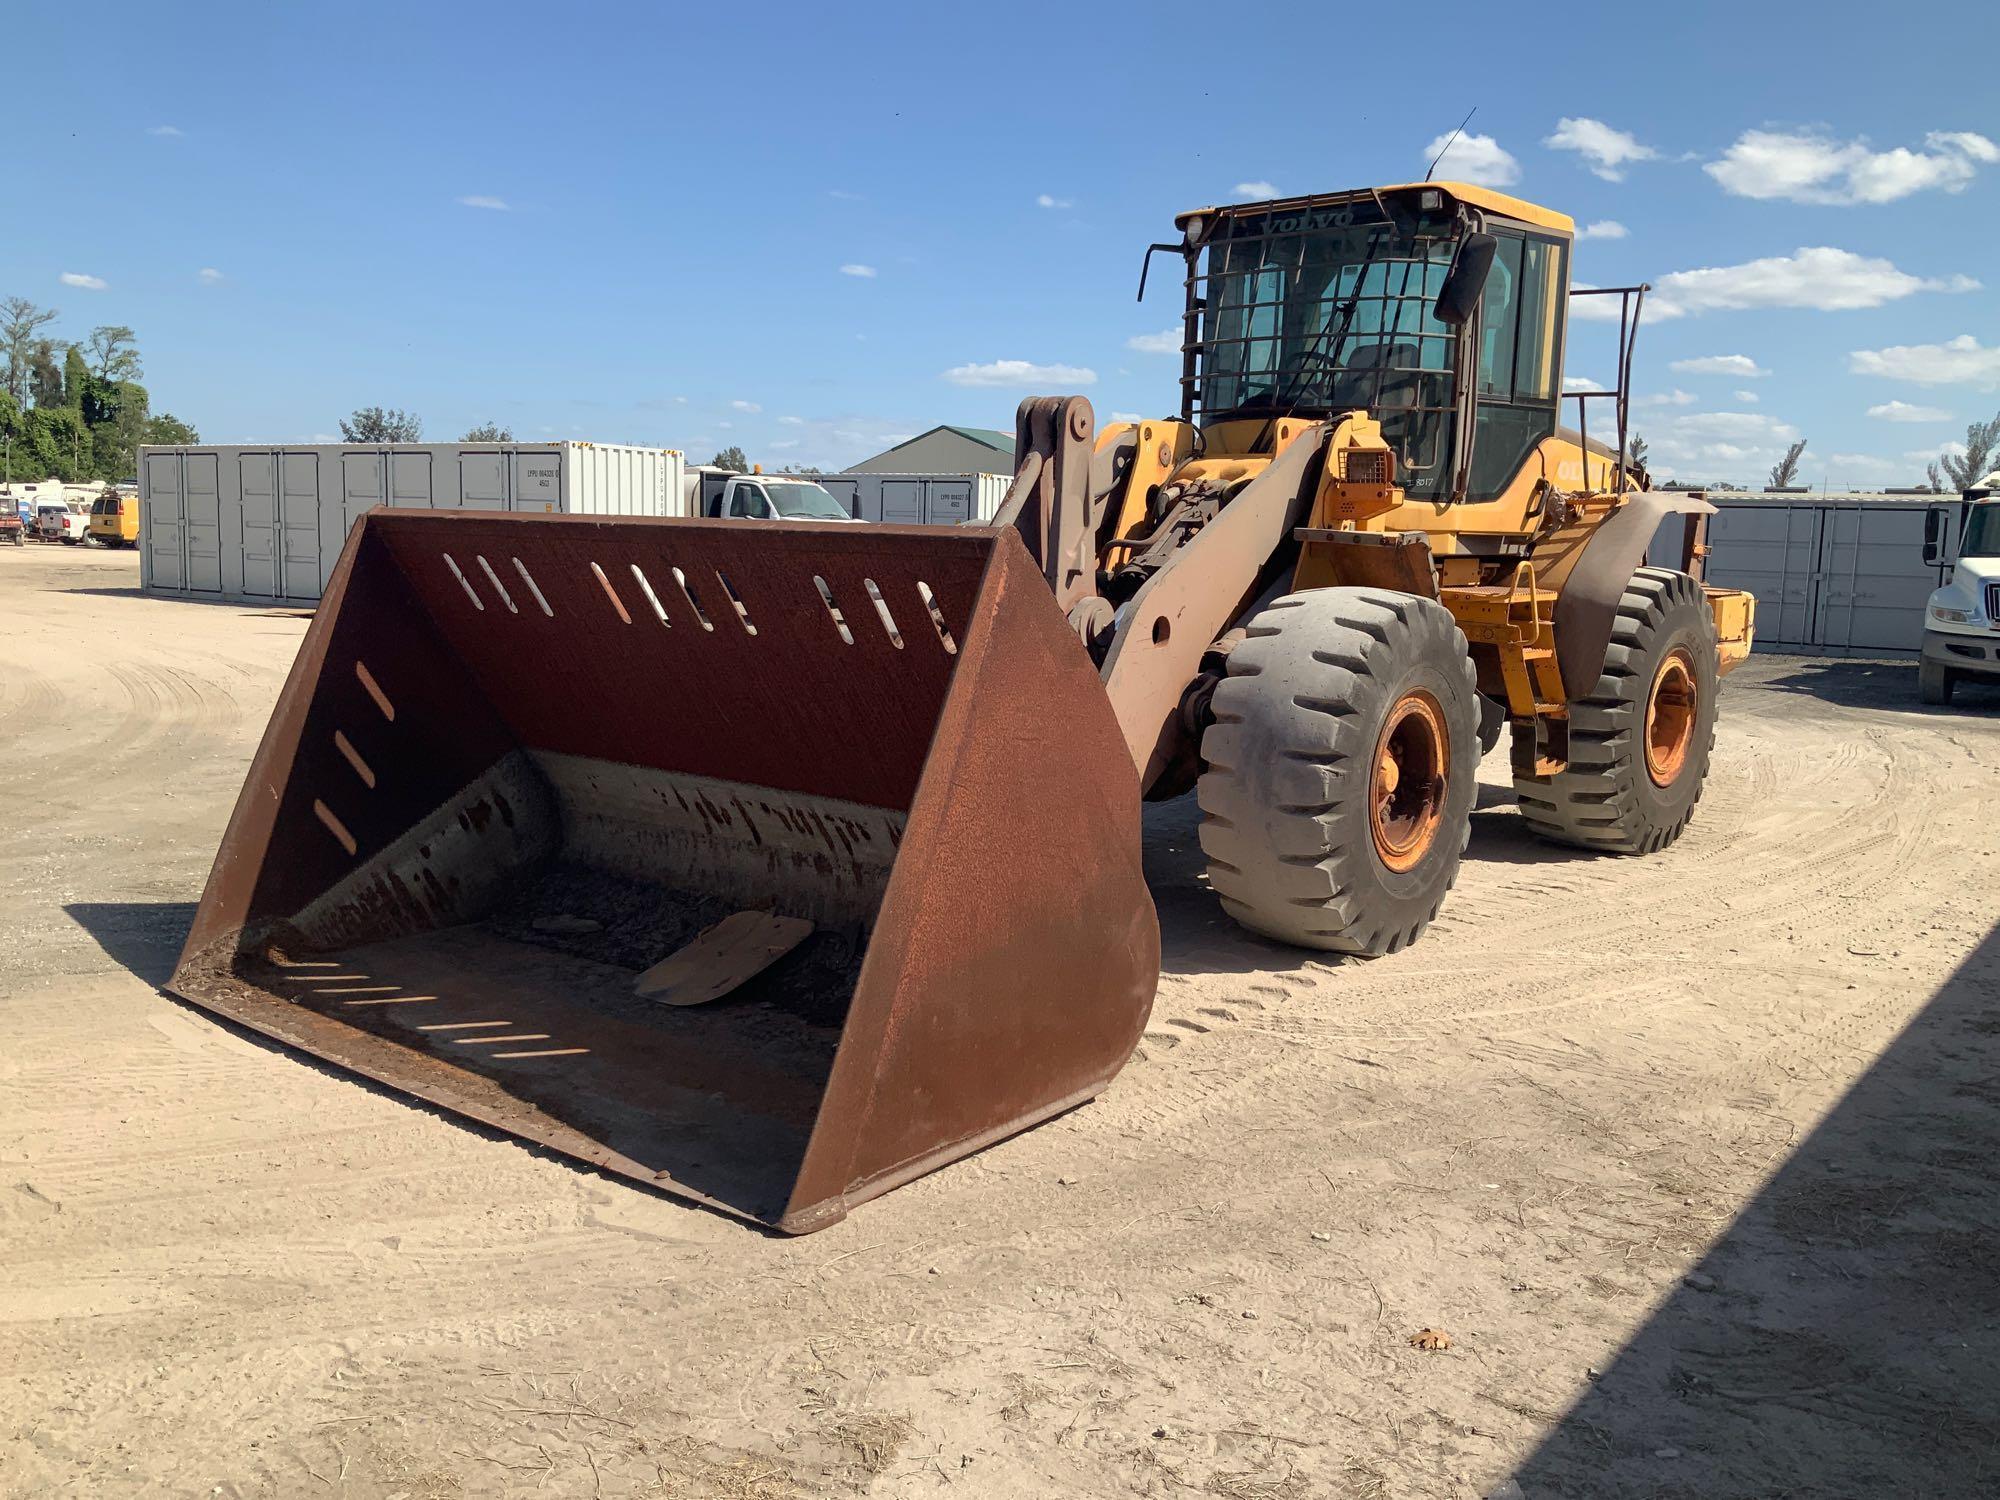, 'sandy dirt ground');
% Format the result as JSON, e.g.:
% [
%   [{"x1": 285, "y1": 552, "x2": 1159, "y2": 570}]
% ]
[{"x1": 4, "y1": 541, "x2": 1999, "y2": 1499}]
